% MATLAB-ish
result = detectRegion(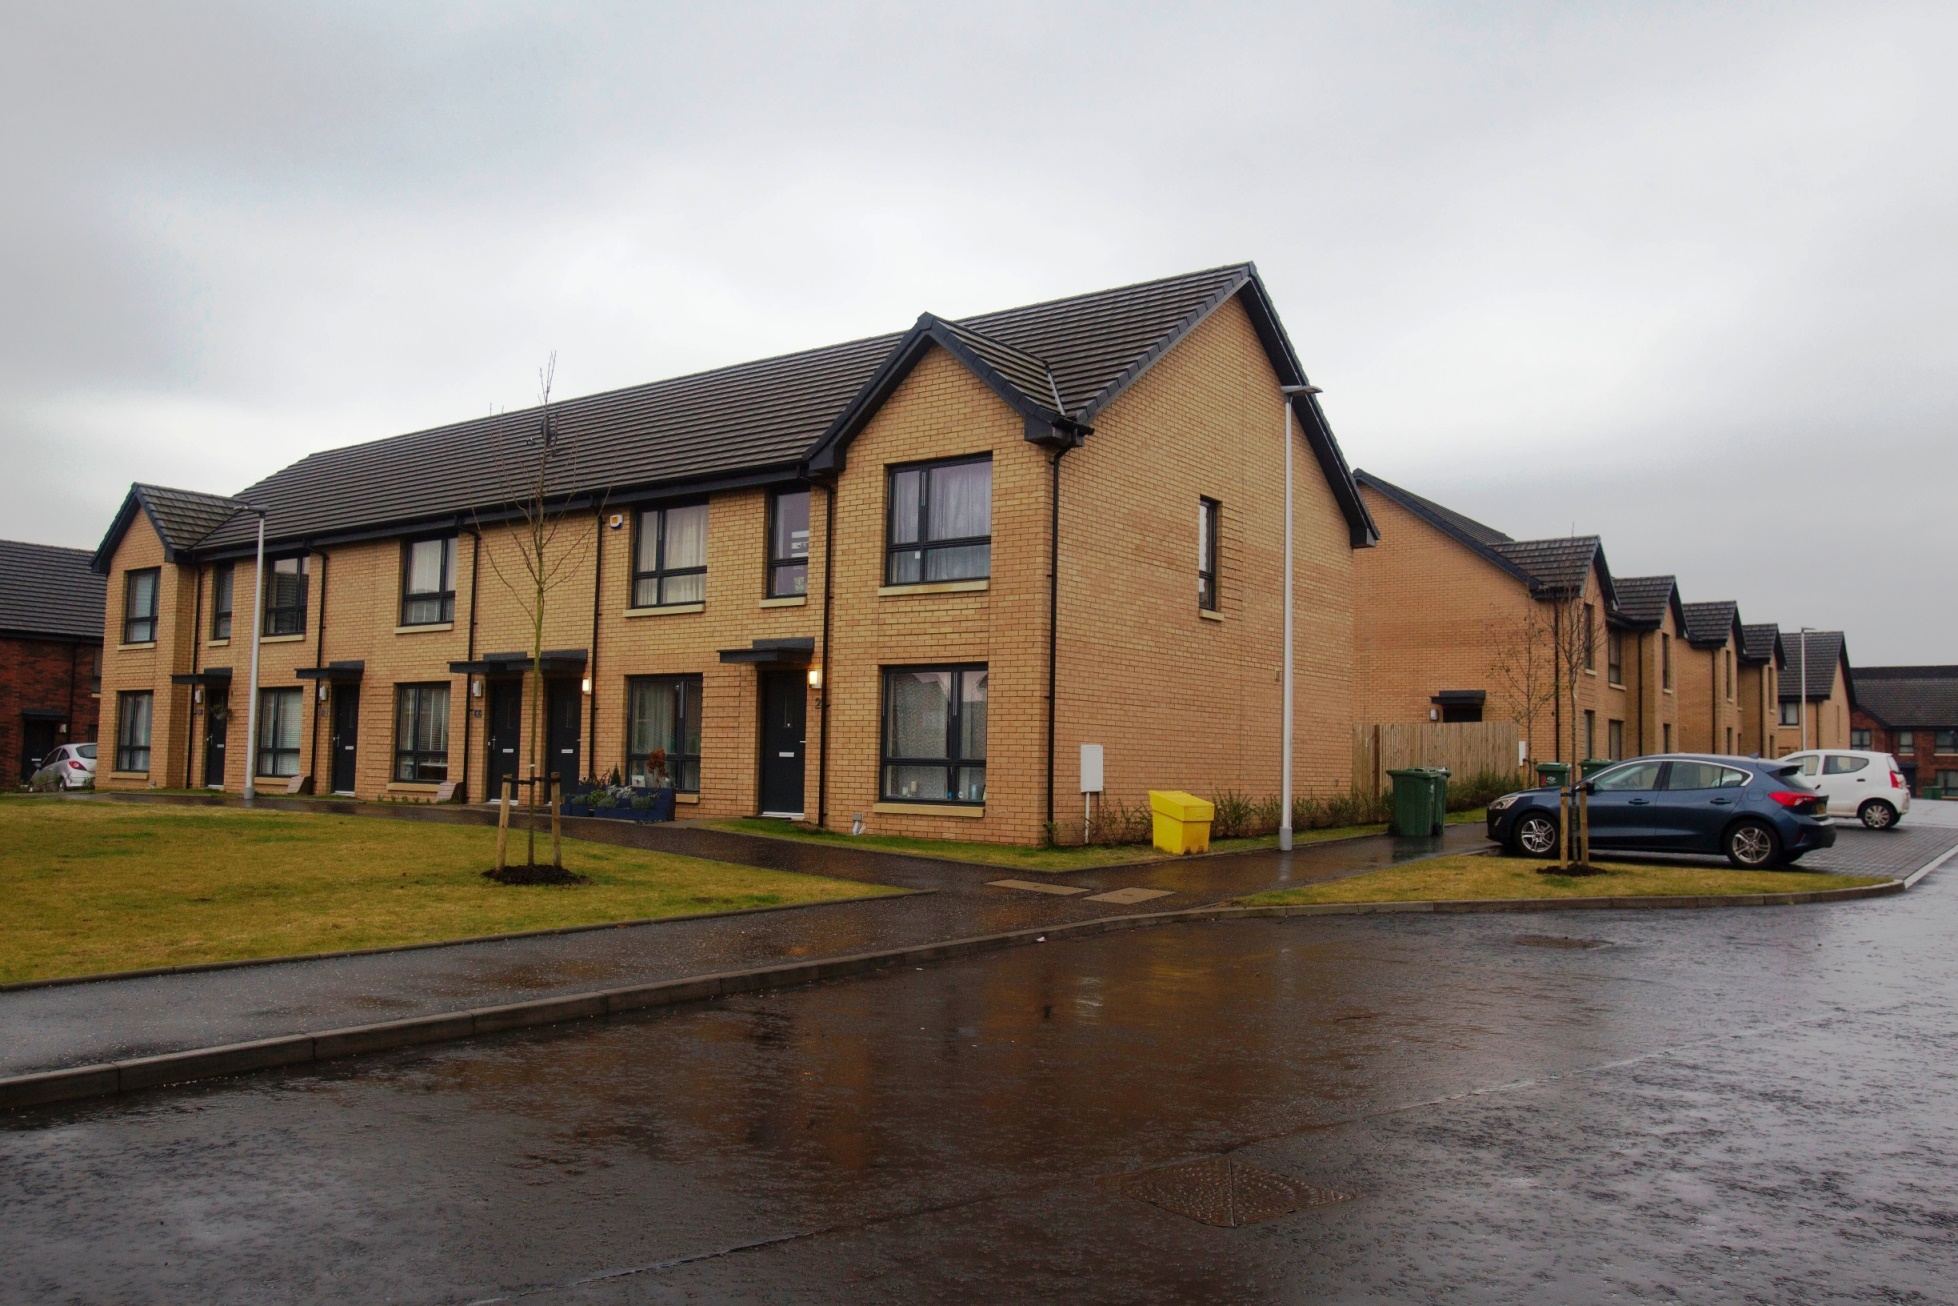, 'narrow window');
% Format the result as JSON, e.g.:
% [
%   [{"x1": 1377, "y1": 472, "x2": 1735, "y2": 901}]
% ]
[
  {"x1": 632, "y1": 503, "x2": 708, "y2": 607},
  {"x1": 1608, "y1": 719, "x2": 1625, "y2": 760},
  {"x1": 1725, "y1": 649, "x2": 1735, "y2": 699},
  {"x1": 1582, "y1": 605, "x2": 1596, "y2": 671},
  {"x1": 115, "y1": 691, "x2": 153, "y2": 772},
  {"x1": 768, "y1": 490, "x2": 811, "y2": 598},
  {"x1": 1661, "y1": 633, "x2": 1673, "y2": 689},
  {"x1": 263, "y1": 557, "x2": 309, "y2": 636},
  {"x1": 1663, "y1": 723, "x2": 1673, "y2": 751},
  {"x1": 257, "y1": 687, "x2": 303, "y2": 777},
  {"x1": 1584, "y1": 709, "x2": 1596, "y2": 758},
  {"x1": 1607, "y1": 628, "x2": 1624, "y2": 685},
  {"x1": 123, "y1": 568, "x2": 159, "y2": 644},
  {"x1": 393, "y1": 684, "x2": 451, "y2": 782},
  {"x1": 626, "y1": 675, "x2": 703, "y2": 791},
  {"x1": 1725, "y1": 726, "x2": 1734, "y2": 754},
  {"x1": 400, "y1": 537, "x2": 458, "y2": 625},
  {"x1": 1198, "y1": 497, "x2": 1220, "y2": 611},
  {"x1": 885, "y1": 457, "x2": 991, "y2": 585},
  {"x1": 881, "y1": 666, "x2": 987, "y2": 803},
  {"x1": 211, "y1": 564, "x2": 234, "y2": 640}
]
